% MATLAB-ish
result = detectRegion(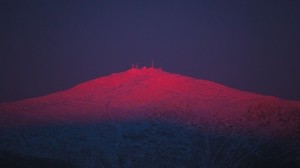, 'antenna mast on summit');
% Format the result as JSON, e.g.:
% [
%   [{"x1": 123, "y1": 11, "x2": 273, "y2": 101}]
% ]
[{"x1": 151, "y1": 59, "x2": 154, "y2": 68}]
